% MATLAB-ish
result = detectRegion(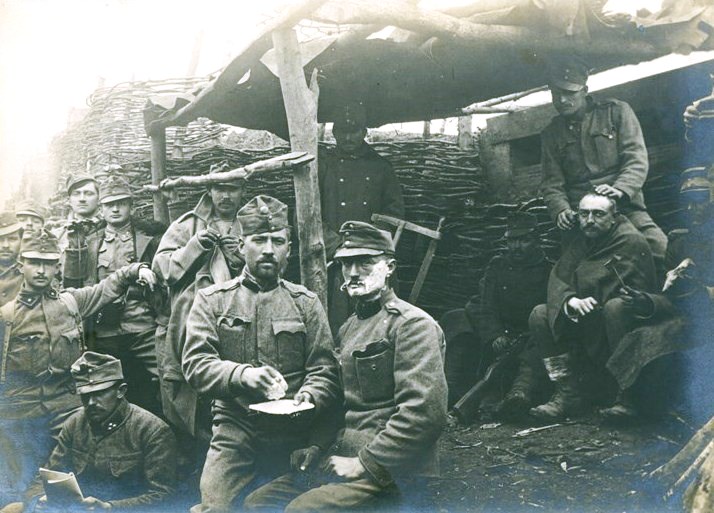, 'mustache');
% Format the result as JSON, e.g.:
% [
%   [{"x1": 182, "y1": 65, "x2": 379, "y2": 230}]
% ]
[
  {"x1": 258, "y1": 257, "x2": 278, "y2": 264},
  {"x1": 340, "y1": 279, "x2": 363, "y2": 291}
]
